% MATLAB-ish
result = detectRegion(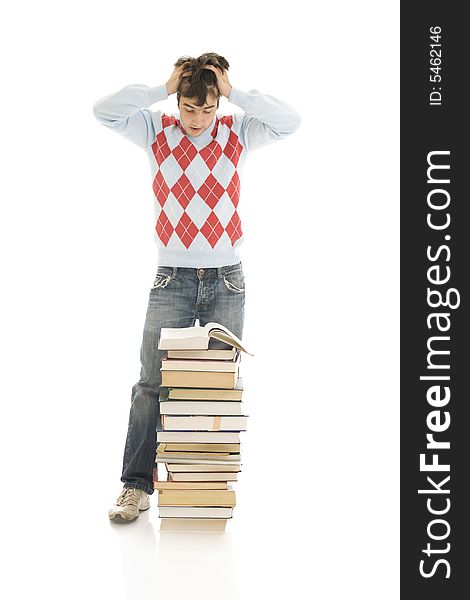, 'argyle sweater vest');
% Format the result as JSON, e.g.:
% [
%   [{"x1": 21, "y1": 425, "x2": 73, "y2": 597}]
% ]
[{"x1": 93, "y1": 83, "x2": 301, "y2": 267}]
